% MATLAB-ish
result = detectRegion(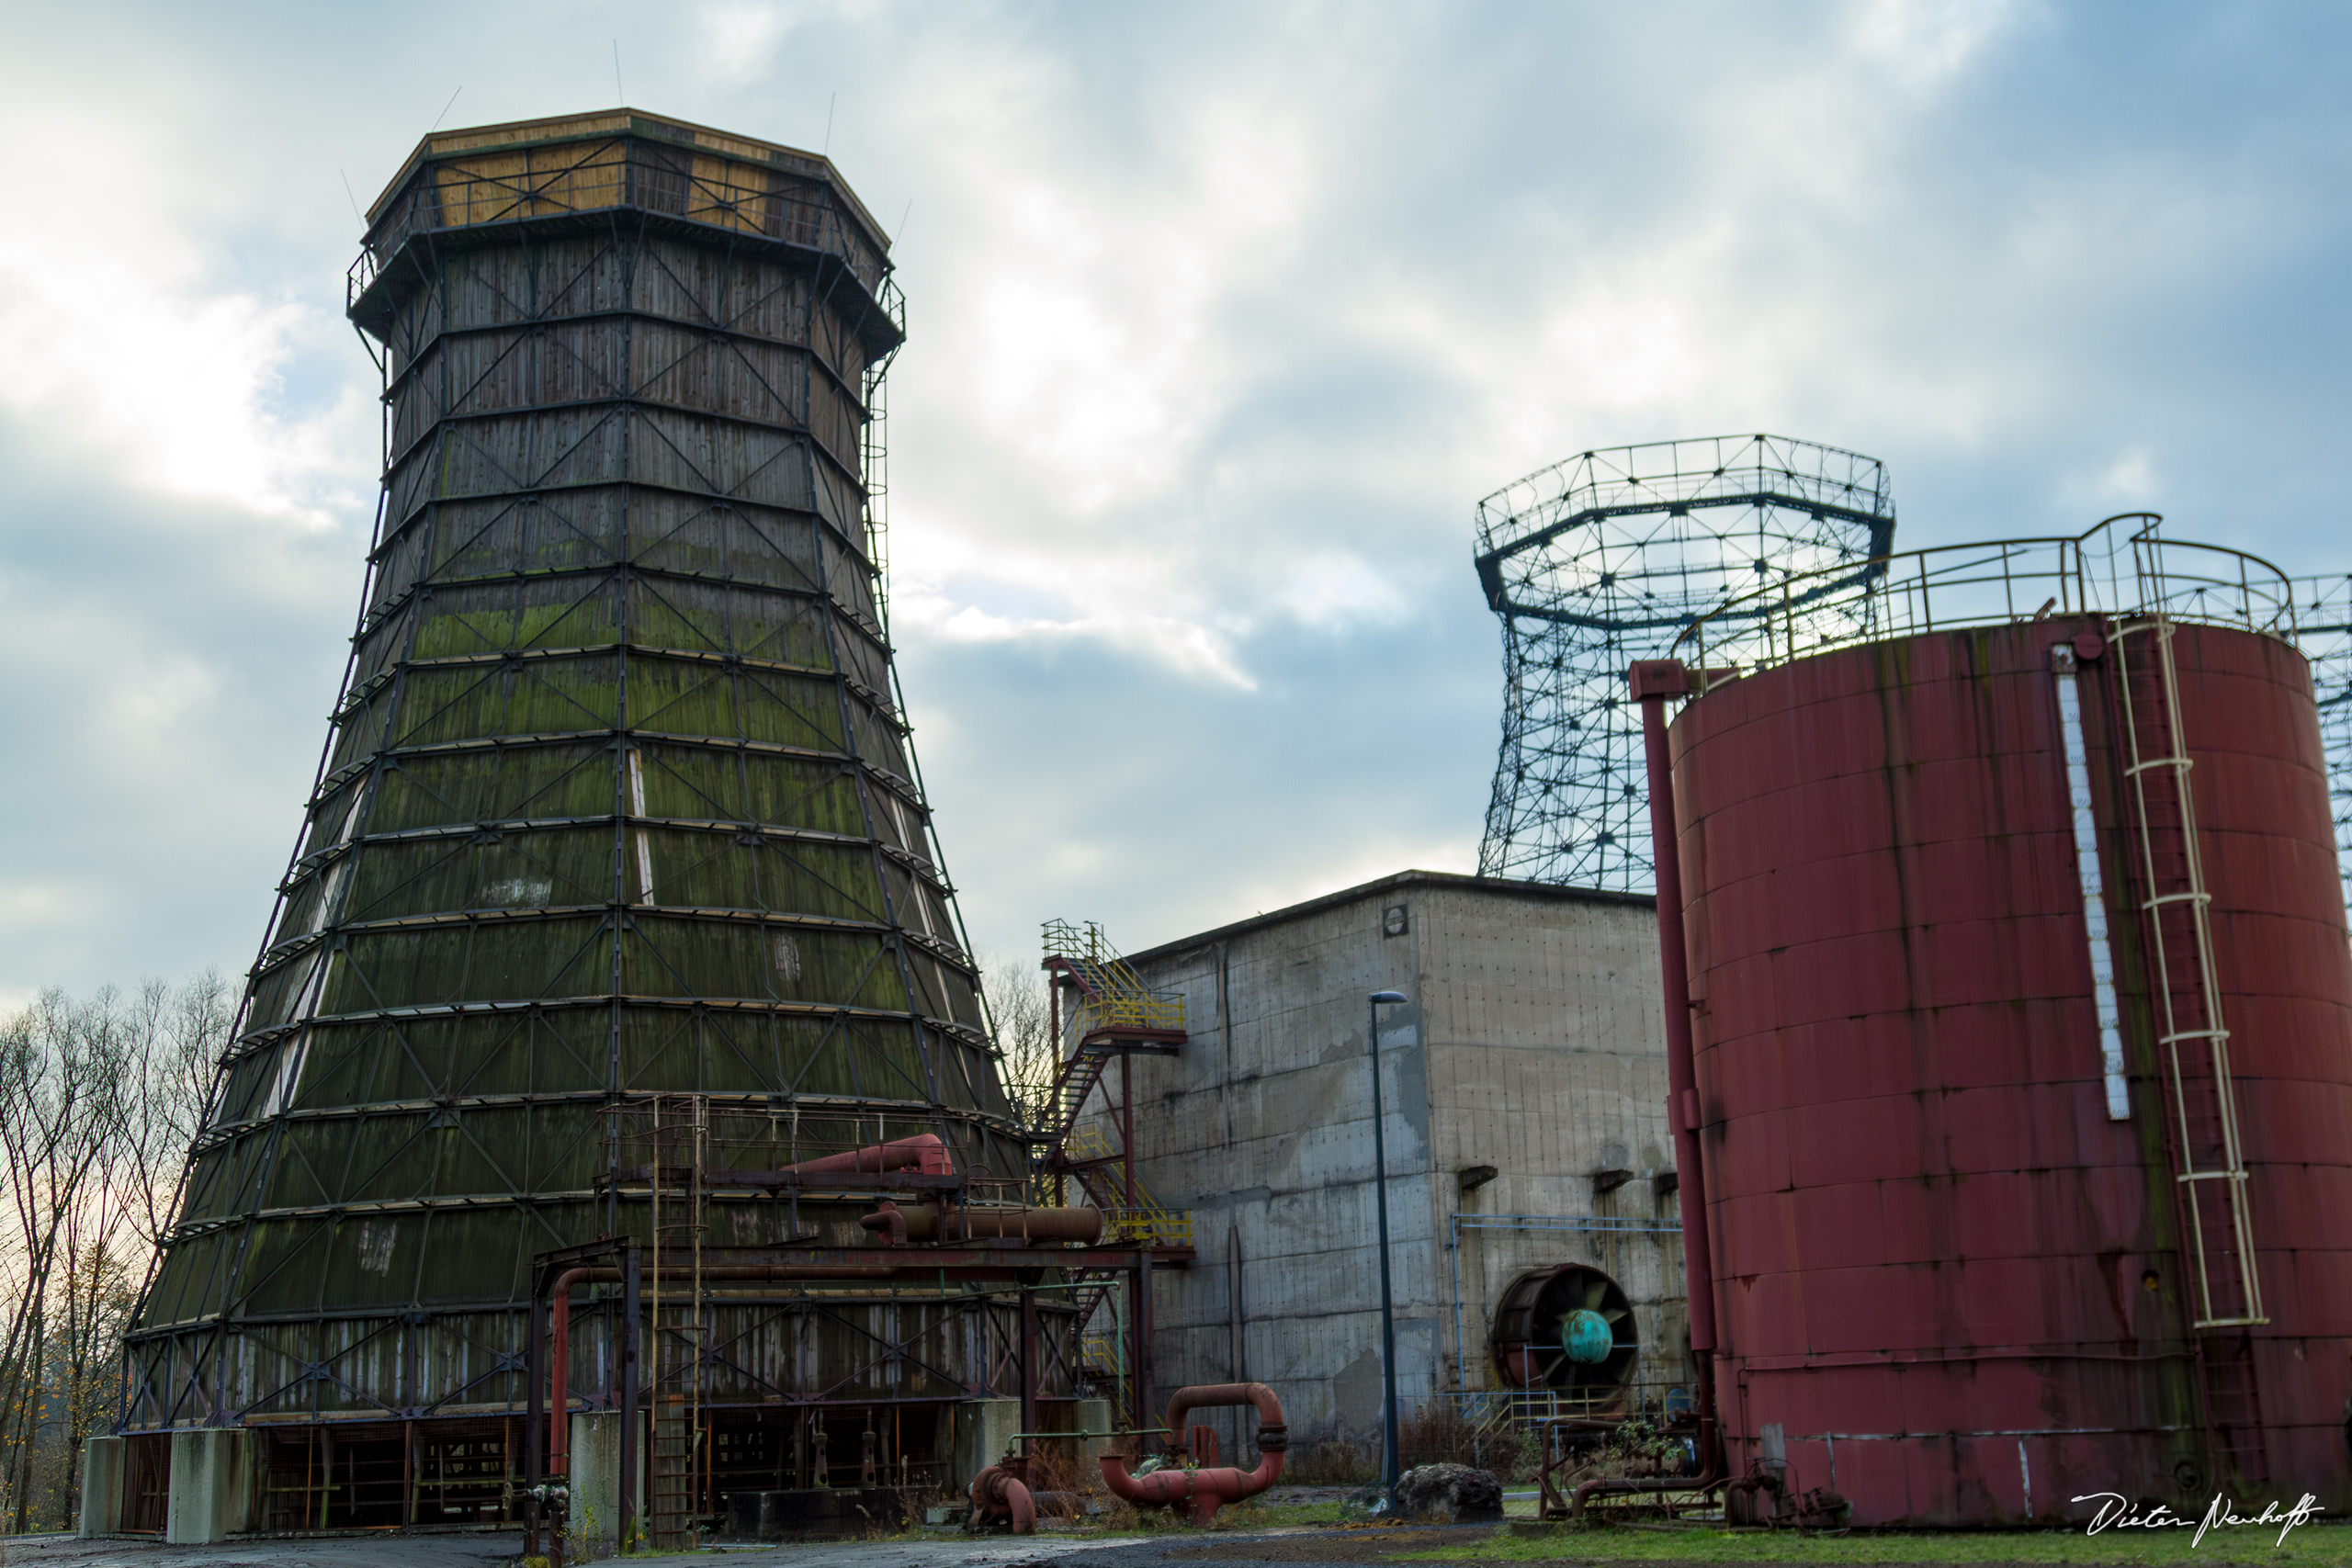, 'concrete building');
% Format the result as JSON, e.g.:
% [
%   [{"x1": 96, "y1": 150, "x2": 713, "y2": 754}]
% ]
[{"x1": 1096, "y1": 870, "x2": 1691, "y2": 1450}]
